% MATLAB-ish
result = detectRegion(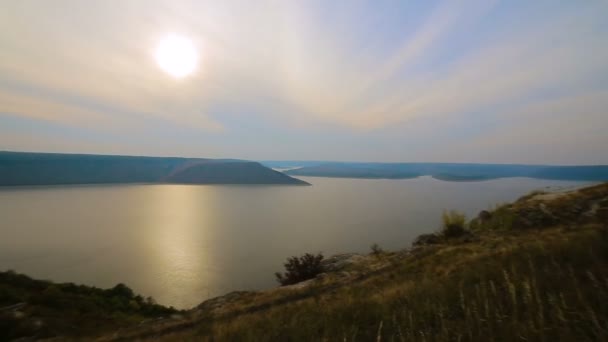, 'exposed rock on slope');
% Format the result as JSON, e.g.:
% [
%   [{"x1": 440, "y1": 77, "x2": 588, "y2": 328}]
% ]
[{"x1": 509, "y1": 183, "x2": 608, "y2": 228}]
